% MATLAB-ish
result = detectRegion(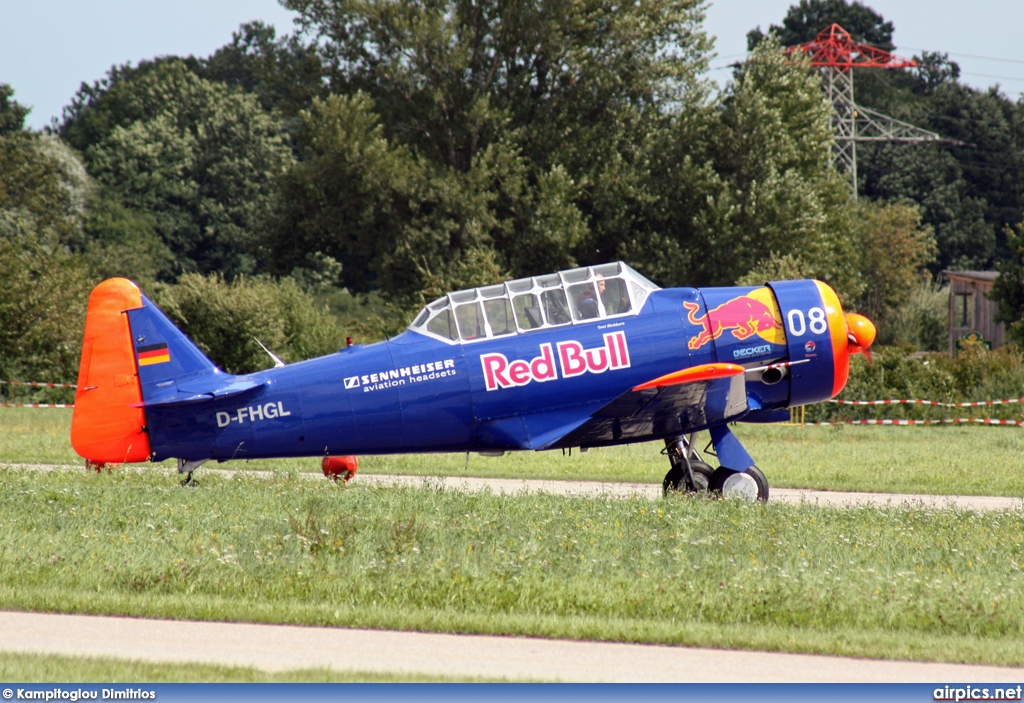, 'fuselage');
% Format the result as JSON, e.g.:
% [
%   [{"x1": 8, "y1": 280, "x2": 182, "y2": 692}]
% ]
[{"x1": 144, "y1": 279, "x2": 846, "y2": 463}]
